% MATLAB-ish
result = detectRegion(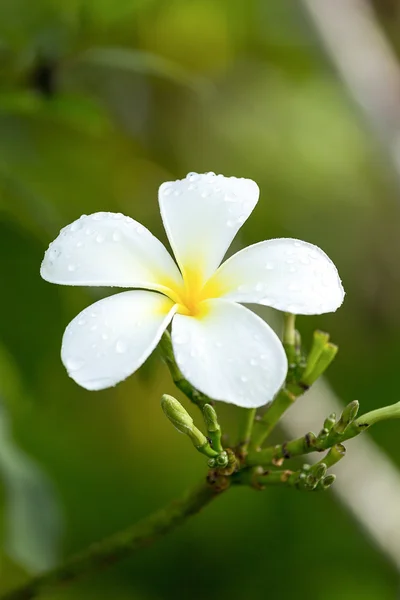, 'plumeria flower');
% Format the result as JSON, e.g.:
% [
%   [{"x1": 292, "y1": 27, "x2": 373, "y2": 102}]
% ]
[{"x1": 41, "y1": 172, "x2": 344, "y2": 408}]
